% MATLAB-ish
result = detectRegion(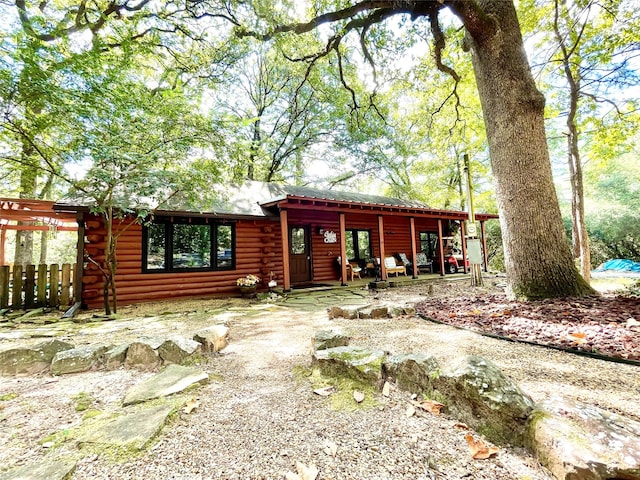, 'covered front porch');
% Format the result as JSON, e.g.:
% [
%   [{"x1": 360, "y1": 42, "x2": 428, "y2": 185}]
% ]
[{"x1": 261, "y1": 190, "x2": 497, "y2": 291}]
